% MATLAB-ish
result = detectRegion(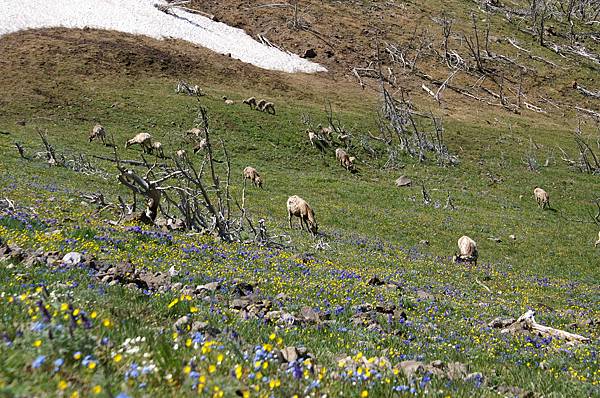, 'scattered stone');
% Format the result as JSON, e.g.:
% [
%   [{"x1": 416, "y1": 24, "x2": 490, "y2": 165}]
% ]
[
  {"x1": 191, "y1": 321, "x2": 220, "y2": 336},
  {"x1": 299, "y1": 306, "x2": 321, "y2": 323},
  {"x1": 62, "y1": 251, "x2": 82, "y2": 266},
  {"x1": 416, "y1": 290, "x2": 434, "y2": 300},
  {"x1": 301, "y1": 48, "x2": 317, "y2": 58},
  {"x1": 196, "y1": 281, "x2": 221, "y2": 293},
  {"x1": 395, "y1": 175, "x2": 412, "y2": 187},
  {"x1": 173, "y1": 315, "x2": 191, "y2": 331},
  {"x1": 367, "y1": 276, "x2": 385, "y2": 286},
  {"x1": 446, "y1": 361, "x2": 468, "y2": 380},
  {"x1": 398, "y1": 360, "x2": 424, "y2": 379},
  {"x1": 488, "y1": 317, "x2": 516, "y2": 329},
  {"x1": 278, "y1": 346, "x2": 299, "y2": 363}
]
